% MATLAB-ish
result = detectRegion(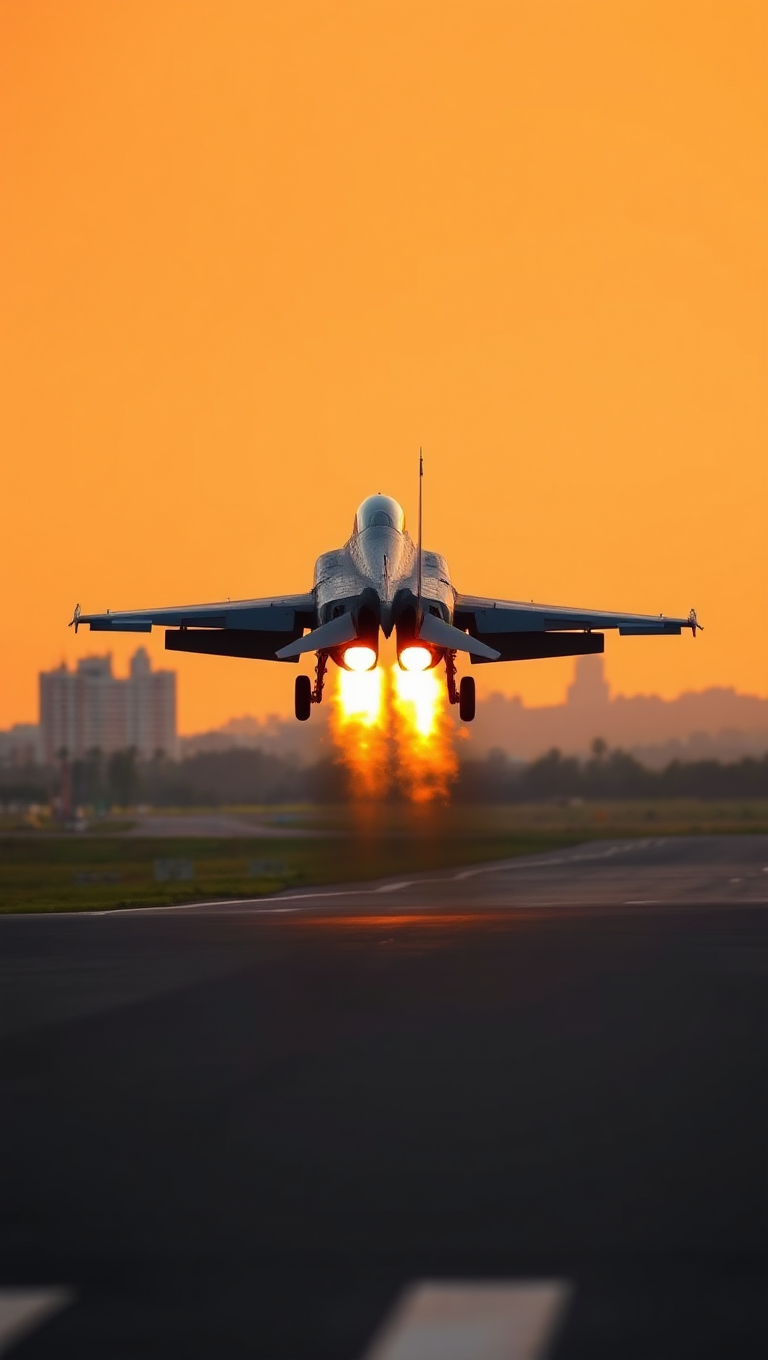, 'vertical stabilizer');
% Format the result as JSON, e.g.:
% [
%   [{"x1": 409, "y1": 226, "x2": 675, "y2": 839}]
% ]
[{"x1": 416, "y1": 449, "x2": 424, "y2": 625}]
